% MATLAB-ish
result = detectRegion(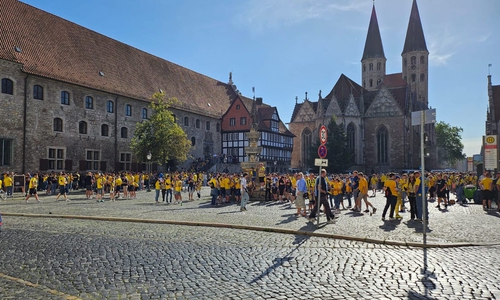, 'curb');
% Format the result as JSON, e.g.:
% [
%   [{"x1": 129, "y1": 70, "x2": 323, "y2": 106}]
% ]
[{"x1": 3, "y1": 212, "x2": 498, "y2": 248}]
